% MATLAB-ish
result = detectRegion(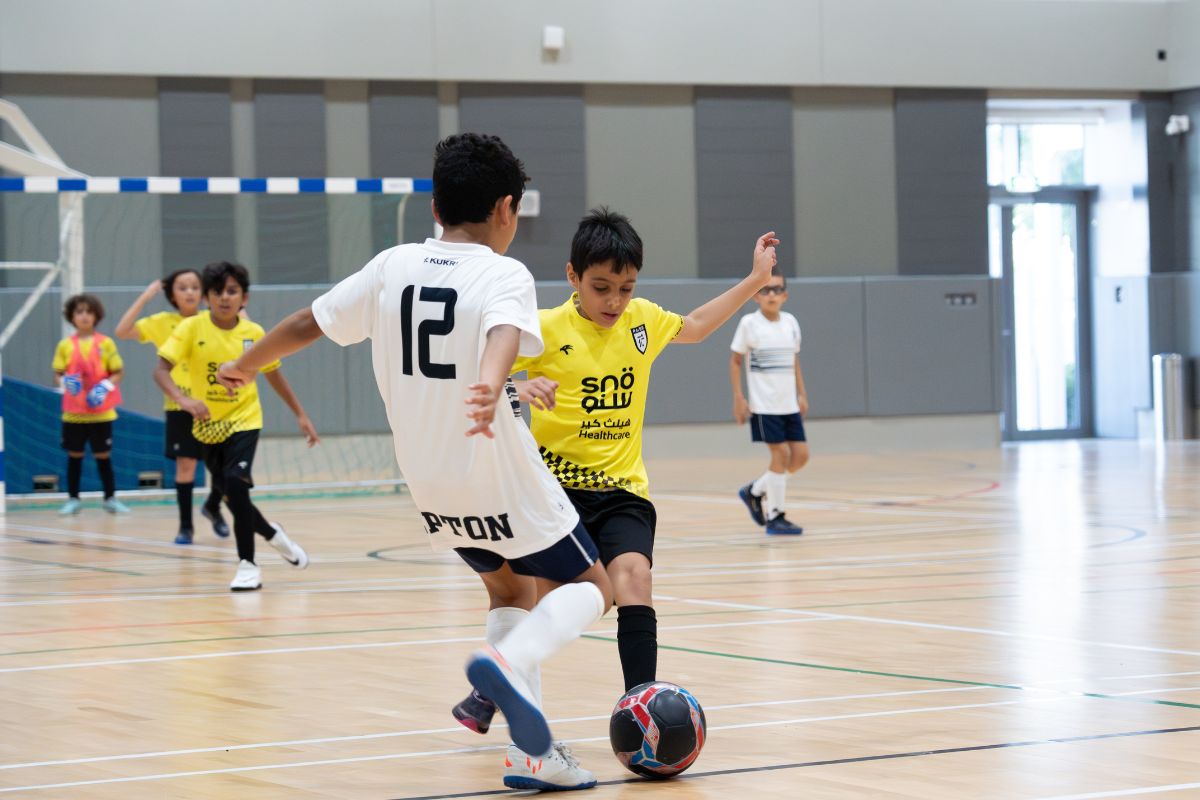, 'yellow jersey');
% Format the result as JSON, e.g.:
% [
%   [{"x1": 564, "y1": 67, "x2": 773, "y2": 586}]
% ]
[
  {"x1": 134, "y1": 310, "x2": 201, "y2": 411},
  {"x1": 515, "y1": 294, "x2": 683, "y2": 499},
  {"x1": 158, "y1": 314, "x2": 281, "y2": 444},
  {"x1": 52, "y1": 335, "x2": 123, "y2": 423}
]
